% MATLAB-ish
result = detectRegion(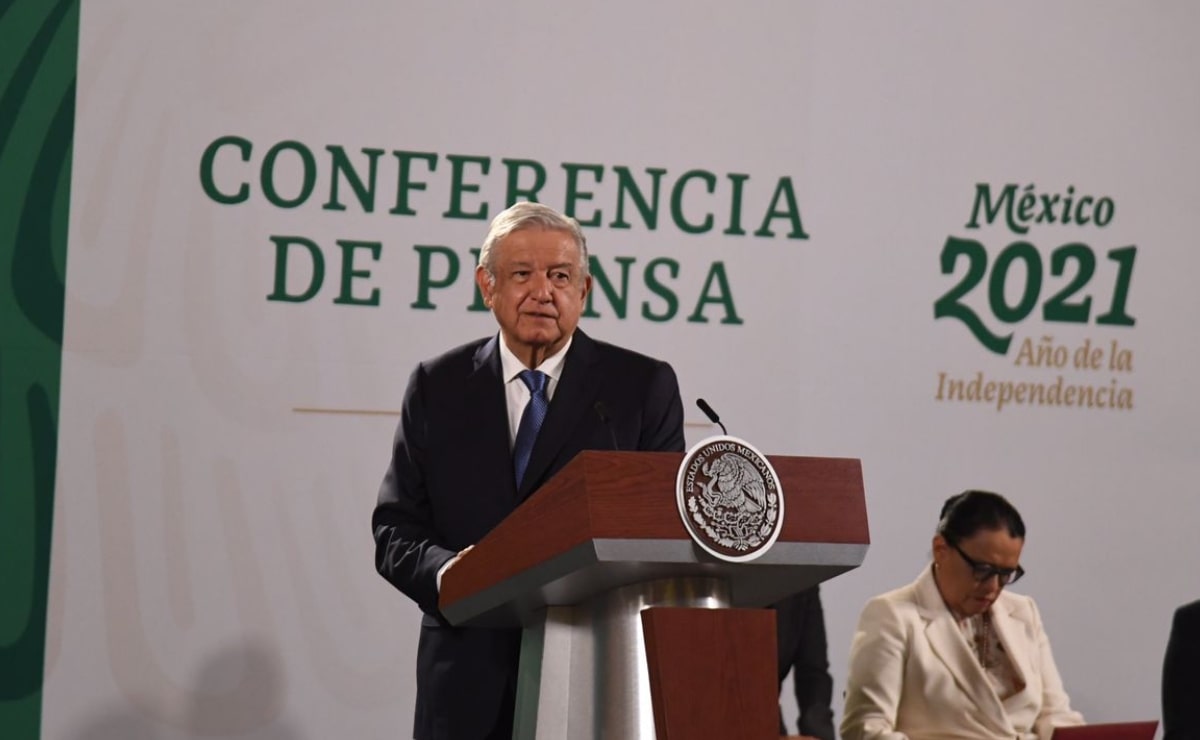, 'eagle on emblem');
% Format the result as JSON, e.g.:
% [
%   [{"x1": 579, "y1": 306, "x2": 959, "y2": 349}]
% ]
[{"x1": 700, "y1": 453, "x2": 768, "y2": 514}]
